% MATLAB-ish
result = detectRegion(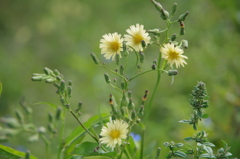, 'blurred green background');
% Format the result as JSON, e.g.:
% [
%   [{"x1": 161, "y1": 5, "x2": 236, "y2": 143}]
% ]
[{"x1": 0, "y1": 0, "x2": 240, "y2": 158}]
